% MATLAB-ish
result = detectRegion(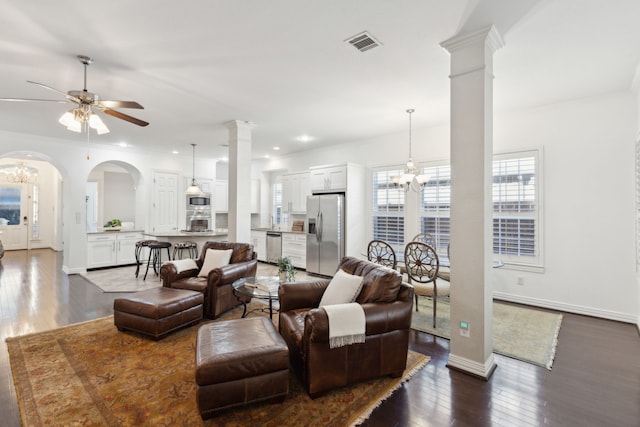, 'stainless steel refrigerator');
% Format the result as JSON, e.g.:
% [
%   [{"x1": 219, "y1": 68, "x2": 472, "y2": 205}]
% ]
[{"x1": 306, "y1": 194, "x2": 345, "y2": 276}]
